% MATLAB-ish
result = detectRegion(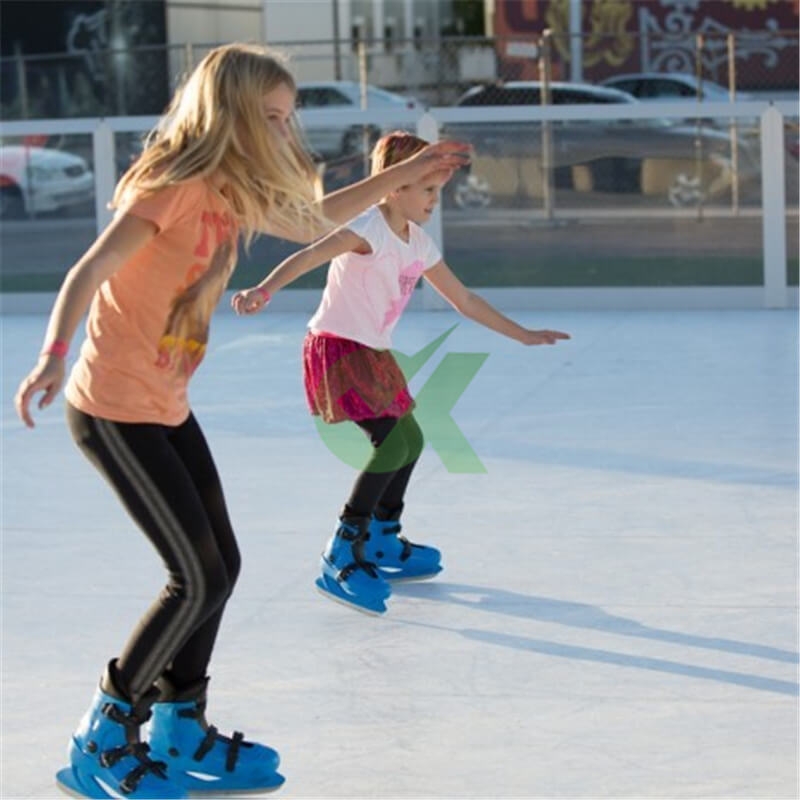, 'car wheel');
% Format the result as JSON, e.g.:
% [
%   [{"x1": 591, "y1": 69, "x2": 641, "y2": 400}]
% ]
[
  {"x1": 0, "y1": 185, "x2": 25, "y2": 219},
  {"x1": 452, "y1": 173, "x2": 492, "y2": 209},
  {"x1": 668, "y1": 173, "x2": 705, "y2": 207}
]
